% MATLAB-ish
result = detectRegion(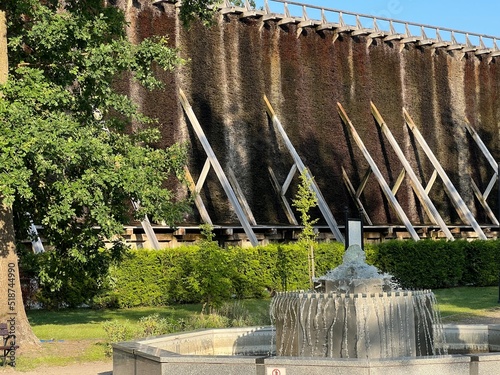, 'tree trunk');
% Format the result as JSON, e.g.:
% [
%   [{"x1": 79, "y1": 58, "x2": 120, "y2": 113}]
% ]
[
  {"x1": 0, "y1": 203, "x2": 40, "y2": 351},
  {"x1": 0, "y1": 11, "x2": 40, "y2": 354}
]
